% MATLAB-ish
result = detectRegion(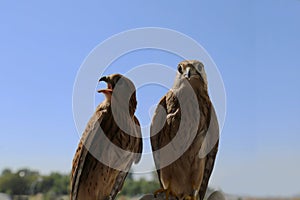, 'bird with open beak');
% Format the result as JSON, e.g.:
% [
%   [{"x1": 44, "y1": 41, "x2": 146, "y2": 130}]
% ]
[
  {"x1": 98, "y1": 76, "x2": 113, "y2": 100},
  {"x1": 71, "y1": 74, "x2": 142, "y2": 200}
]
